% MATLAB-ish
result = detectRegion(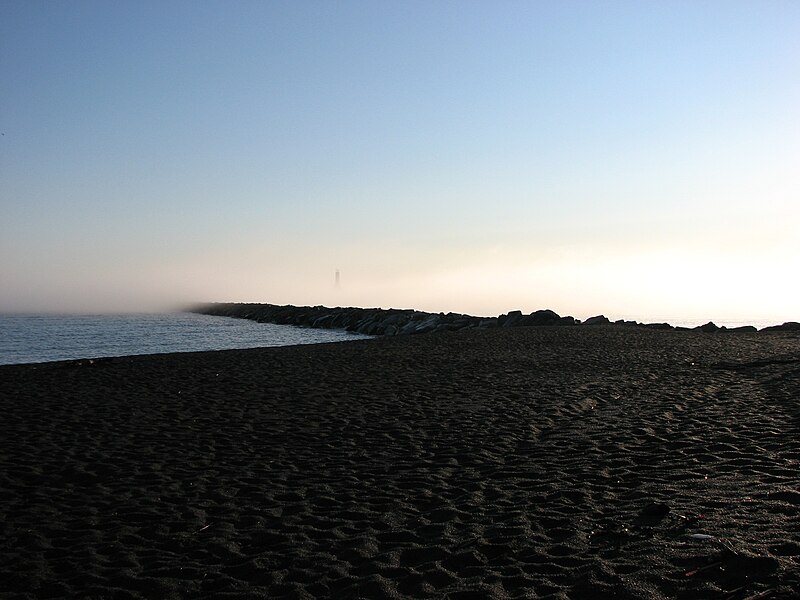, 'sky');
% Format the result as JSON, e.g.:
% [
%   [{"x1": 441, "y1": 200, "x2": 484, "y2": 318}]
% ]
[{"x1": 1, "y1": 1, "x2": 799, "y2": 323}]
